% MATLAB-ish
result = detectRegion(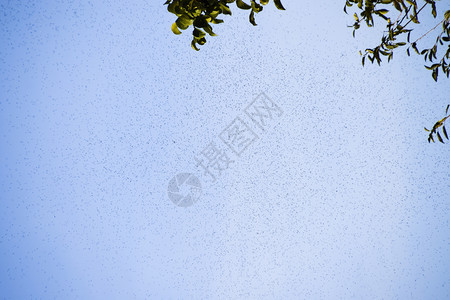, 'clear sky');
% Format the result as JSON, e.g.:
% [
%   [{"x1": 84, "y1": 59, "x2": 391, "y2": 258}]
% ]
[{"x1": 1, "y1": 1, "x2": 449, "y2": 299}]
